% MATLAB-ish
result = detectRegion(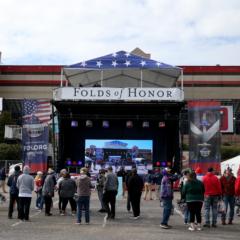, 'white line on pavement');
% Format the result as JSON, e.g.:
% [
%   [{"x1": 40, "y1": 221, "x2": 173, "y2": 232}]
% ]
[{"x1": 11, "y1": 199, "x2": 59, "y2": 227}]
